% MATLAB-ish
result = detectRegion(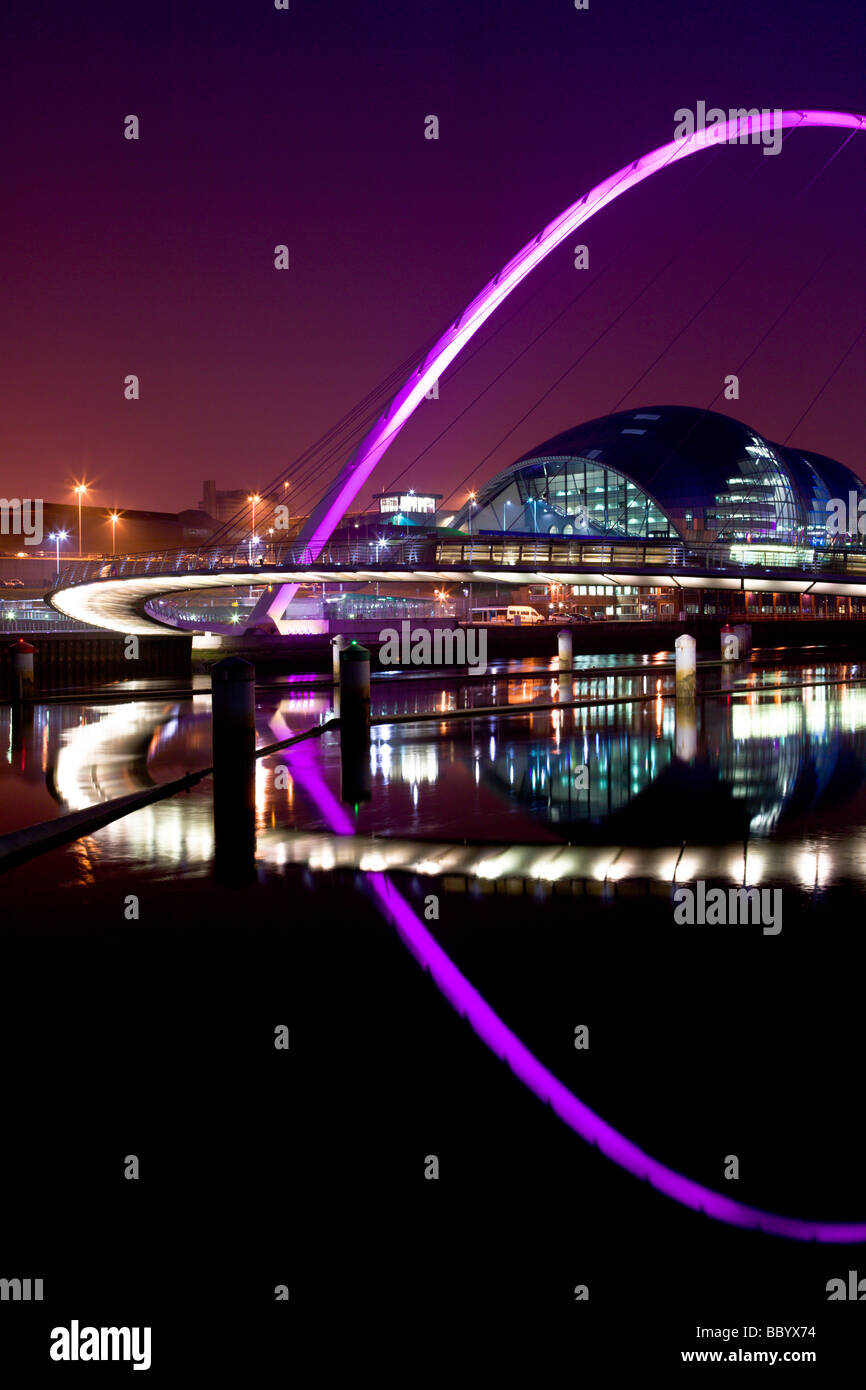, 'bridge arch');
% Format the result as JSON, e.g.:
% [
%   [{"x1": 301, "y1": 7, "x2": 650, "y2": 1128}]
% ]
[
  {"x1": 48, "y1": 110, "x2": 866, "y2": 634},
  {"x1": 260, "y1": 108, "x2": 865, "y2": 630}
]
